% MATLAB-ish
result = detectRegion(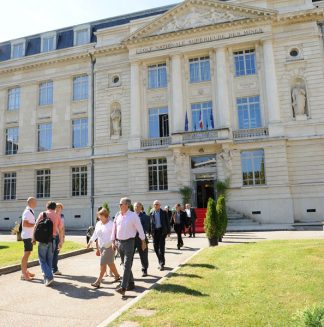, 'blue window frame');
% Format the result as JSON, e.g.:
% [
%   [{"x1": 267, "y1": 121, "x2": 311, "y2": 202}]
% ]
[
  {"x1": 38, "y1": 123, "x2": 52, "y2": 151},
  {"x1": 39, "y1": 81, "x2": 53, "y2": 106},
  {"x1": 234, "y1": 49, "x2": 256, "y2": 76},
  {"x1": 189, "y1": 56, "x2": 211, "y2": 83},
  {"x1": 73, "y1": 75, "x2": 88, "y2": 101},
  {"x1": 8, "y1": 87, "x2": 20, "y2": 111},
  {"x1": 237, "y1": 95, "x2": 261, "y2": 129},
  {"x1": 149, "y1": 107, "x2": 169, "y2": 138},
  {"x1": 241, "y1": 149, "x2": 266, "y2": 186},
  {"x1": 5, "y1": 127, "x2": 19, "y2": 155},
  {"x1": 72, "y1": 118, "x2": 88, "y2": 148},
  {"x1": 148, "y1": 63, "x2": 167, "y2": 89},
  {"x1": 191, "y1": 101, "x2": 214, "y2": 131}
]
